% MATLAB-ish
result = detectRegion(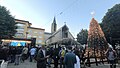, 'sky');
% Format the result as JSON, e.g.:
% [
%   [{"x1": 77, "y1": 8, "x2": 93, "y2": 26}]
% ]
[{"x1": 0, "y1": 0, "x2": 120, "y2": 38}]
